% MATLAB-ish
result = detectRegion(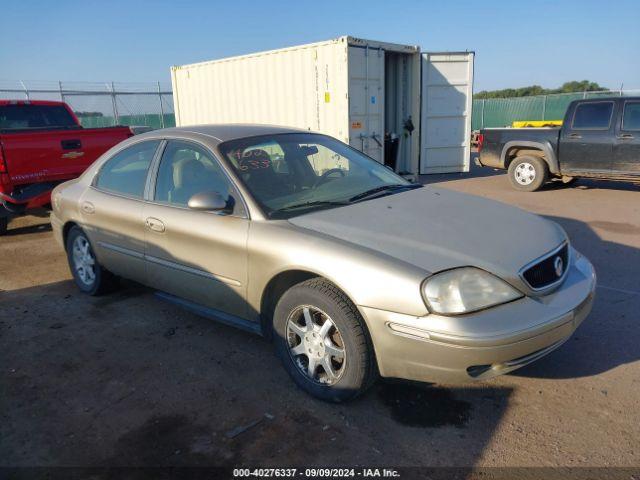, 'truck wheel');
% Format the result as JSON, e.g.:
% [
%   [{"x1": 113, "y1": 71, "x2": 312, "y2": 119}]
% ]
[
  {"x1": 272, "y1": 278, "x2": 377, "y2": 402},
  {"x1": 0, "y1": 217, "x2": 7, "y2": 236},
  {"x1": 65, "y1": 226, "x2": 117, "y2": 295},
  {"x1": 508, "y1": 156, "x2": 549, "y2": 192}
]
